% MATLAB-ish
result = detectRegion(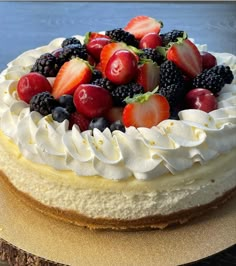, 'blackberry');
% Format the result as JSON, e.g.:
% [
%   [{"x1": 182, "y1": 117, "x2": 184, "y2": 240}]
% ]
[
  {"x1": 208, "y1": 65, "x2": 234, "y2": 84},
  {"x1": 31, "y1": 53, "x2": 60, "y2": 77},
  {"x1": 192, "y1": 71, "x2": 225, "y2": 94},
  {"x1": 139, "y1": 48, "x2": 165, "y2": 65},
  {"x1": 91, "y1": 69, "x2": 103, "y2": 81},
  {"x1": 160, "y1": 60, "x2": 184, "y2": 89},
  {"x1": 30, "y1": 92, "x2": 58, "y2": 116},
  {"x1": 92, "y1": 78, "x2": 116, "y2": 92},
  {"x1": 160, "y1": 30, "x2": 186, "y2": 46},
  {"x1": 58, "y1": 44, "x2": 88, "y2": 64},
  {"x1": 111, "y1": 82, "x2": 144, "y2": 107},
  {"x1": 105, "y1": 28, "x2": 139, "y2": 47},
  {"x1": 61, "y1": 37, "x2": 82, "y2": 48}
]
